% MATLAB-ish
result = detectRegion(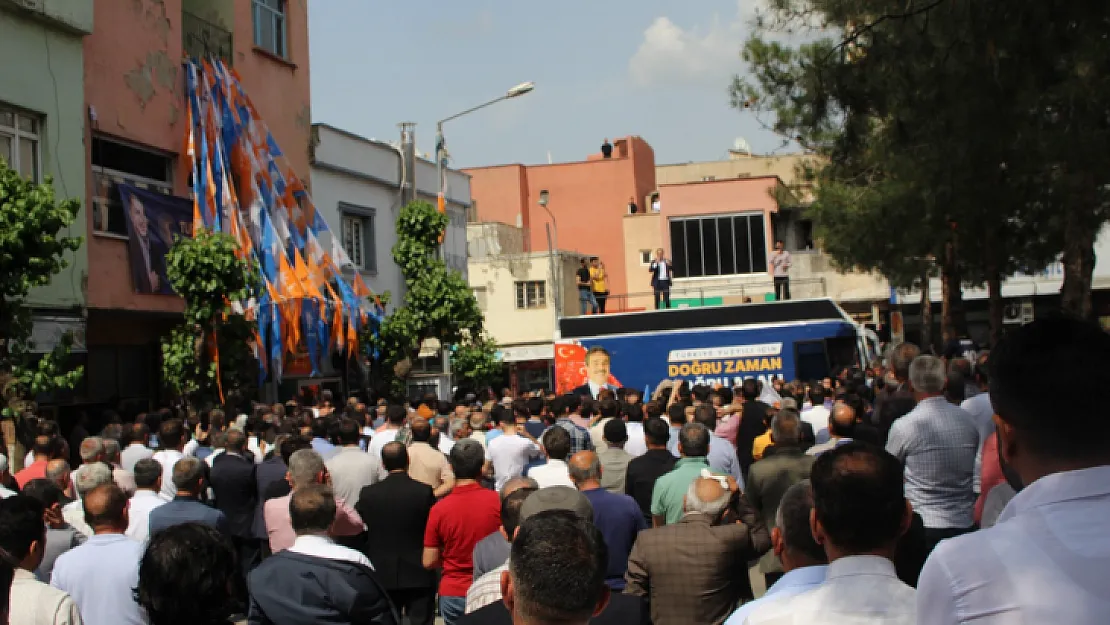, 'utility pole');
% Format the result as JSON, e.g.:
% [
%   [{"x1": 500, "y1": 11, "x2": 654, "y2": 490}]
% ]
[{"x1": 398, "y1": 122, "x2": 417, "y2": 206}]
